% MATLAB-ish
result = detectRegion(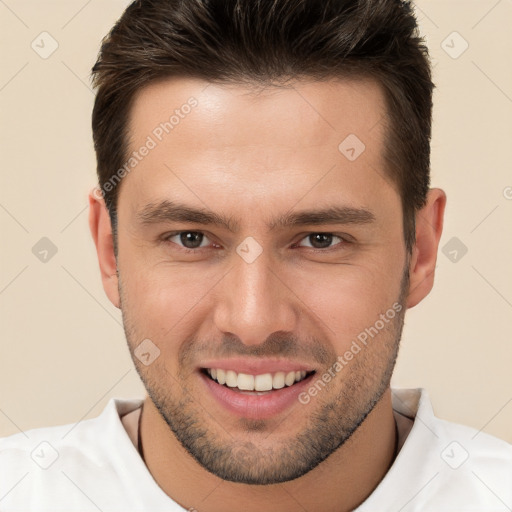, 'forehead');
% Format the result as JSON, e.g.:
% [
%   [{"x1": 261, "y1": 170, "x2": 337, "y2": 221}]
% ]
[
  {"x1": 127, "y1": 76, "x2": 386, "y2": 151},
  {"x1": 120, "y1": 76, "x2": 397, "y2": 225}
]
